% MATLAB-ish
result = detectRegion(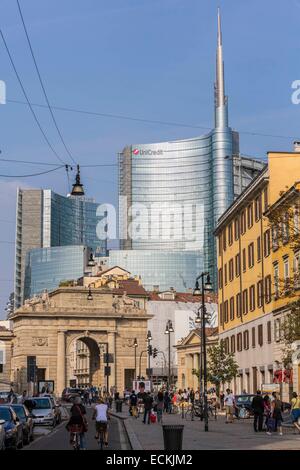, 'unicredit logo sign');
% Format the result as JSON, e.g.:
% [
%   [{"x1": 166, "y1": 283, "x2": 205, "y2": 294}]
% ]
[{"x1": 132, "y1": 148, "x2": 163, "y2": 156}]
